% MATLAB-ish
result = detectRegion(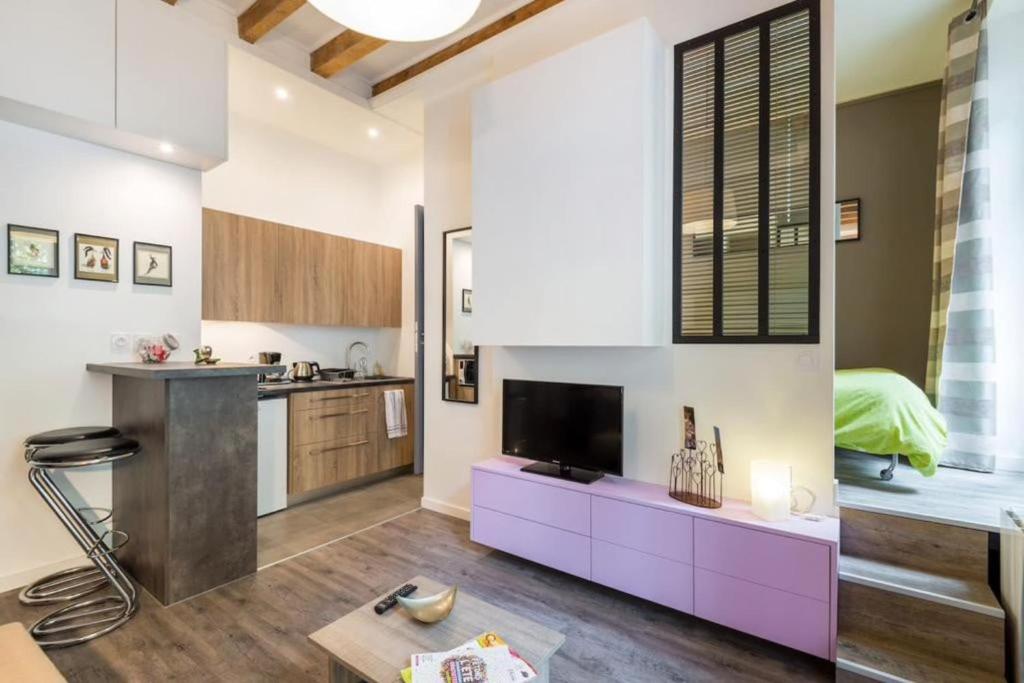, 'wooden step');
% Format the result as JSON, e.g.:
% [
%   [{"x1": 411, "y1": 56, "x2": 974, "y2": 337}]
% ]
[
  {"x1": 841, "y1": 507, "x2": 990, "y2": 583},
  {"x1": 839, "y1": 580, "x2": 1004, "y2": 681},
  {"x1": 840, "y1": 555, "x2": 1003, "y2": 618},
  {"x1": 838, "y1": 633, "x2": 1003, "y2": 683}
]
